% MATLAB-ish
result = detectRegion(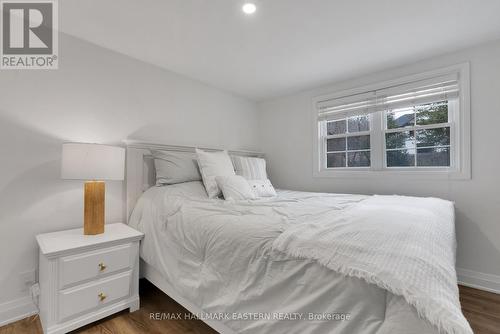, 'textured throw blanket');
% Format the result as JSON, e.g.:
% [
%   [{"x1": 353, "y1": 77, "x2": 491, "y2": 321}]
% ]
[{"x1": 272, "y1": 195, "x2": 472, "y2": 334}]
